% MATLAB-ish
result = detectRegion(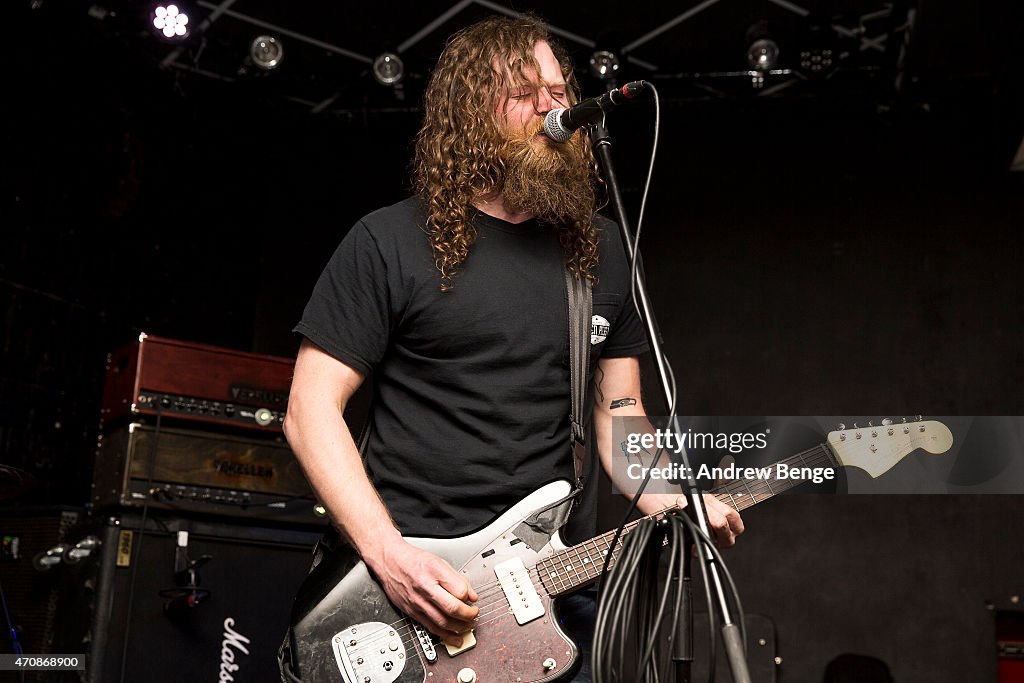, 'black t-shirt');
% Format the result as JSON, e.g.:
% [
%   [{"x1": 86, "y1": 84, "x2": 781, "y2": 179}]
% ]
[{"x1": 295, "y1": 196, "x2": 647, "y2": 540}]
